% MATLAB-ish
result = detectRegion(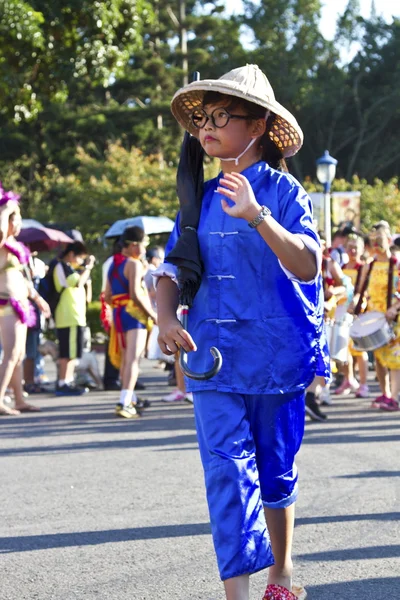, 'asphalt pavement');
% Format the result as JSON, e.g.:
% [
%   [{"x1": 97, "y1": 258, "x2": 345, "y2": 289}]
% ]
[{"x1": 1, "y1": 357, "x2": 399, "y2": 600}]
